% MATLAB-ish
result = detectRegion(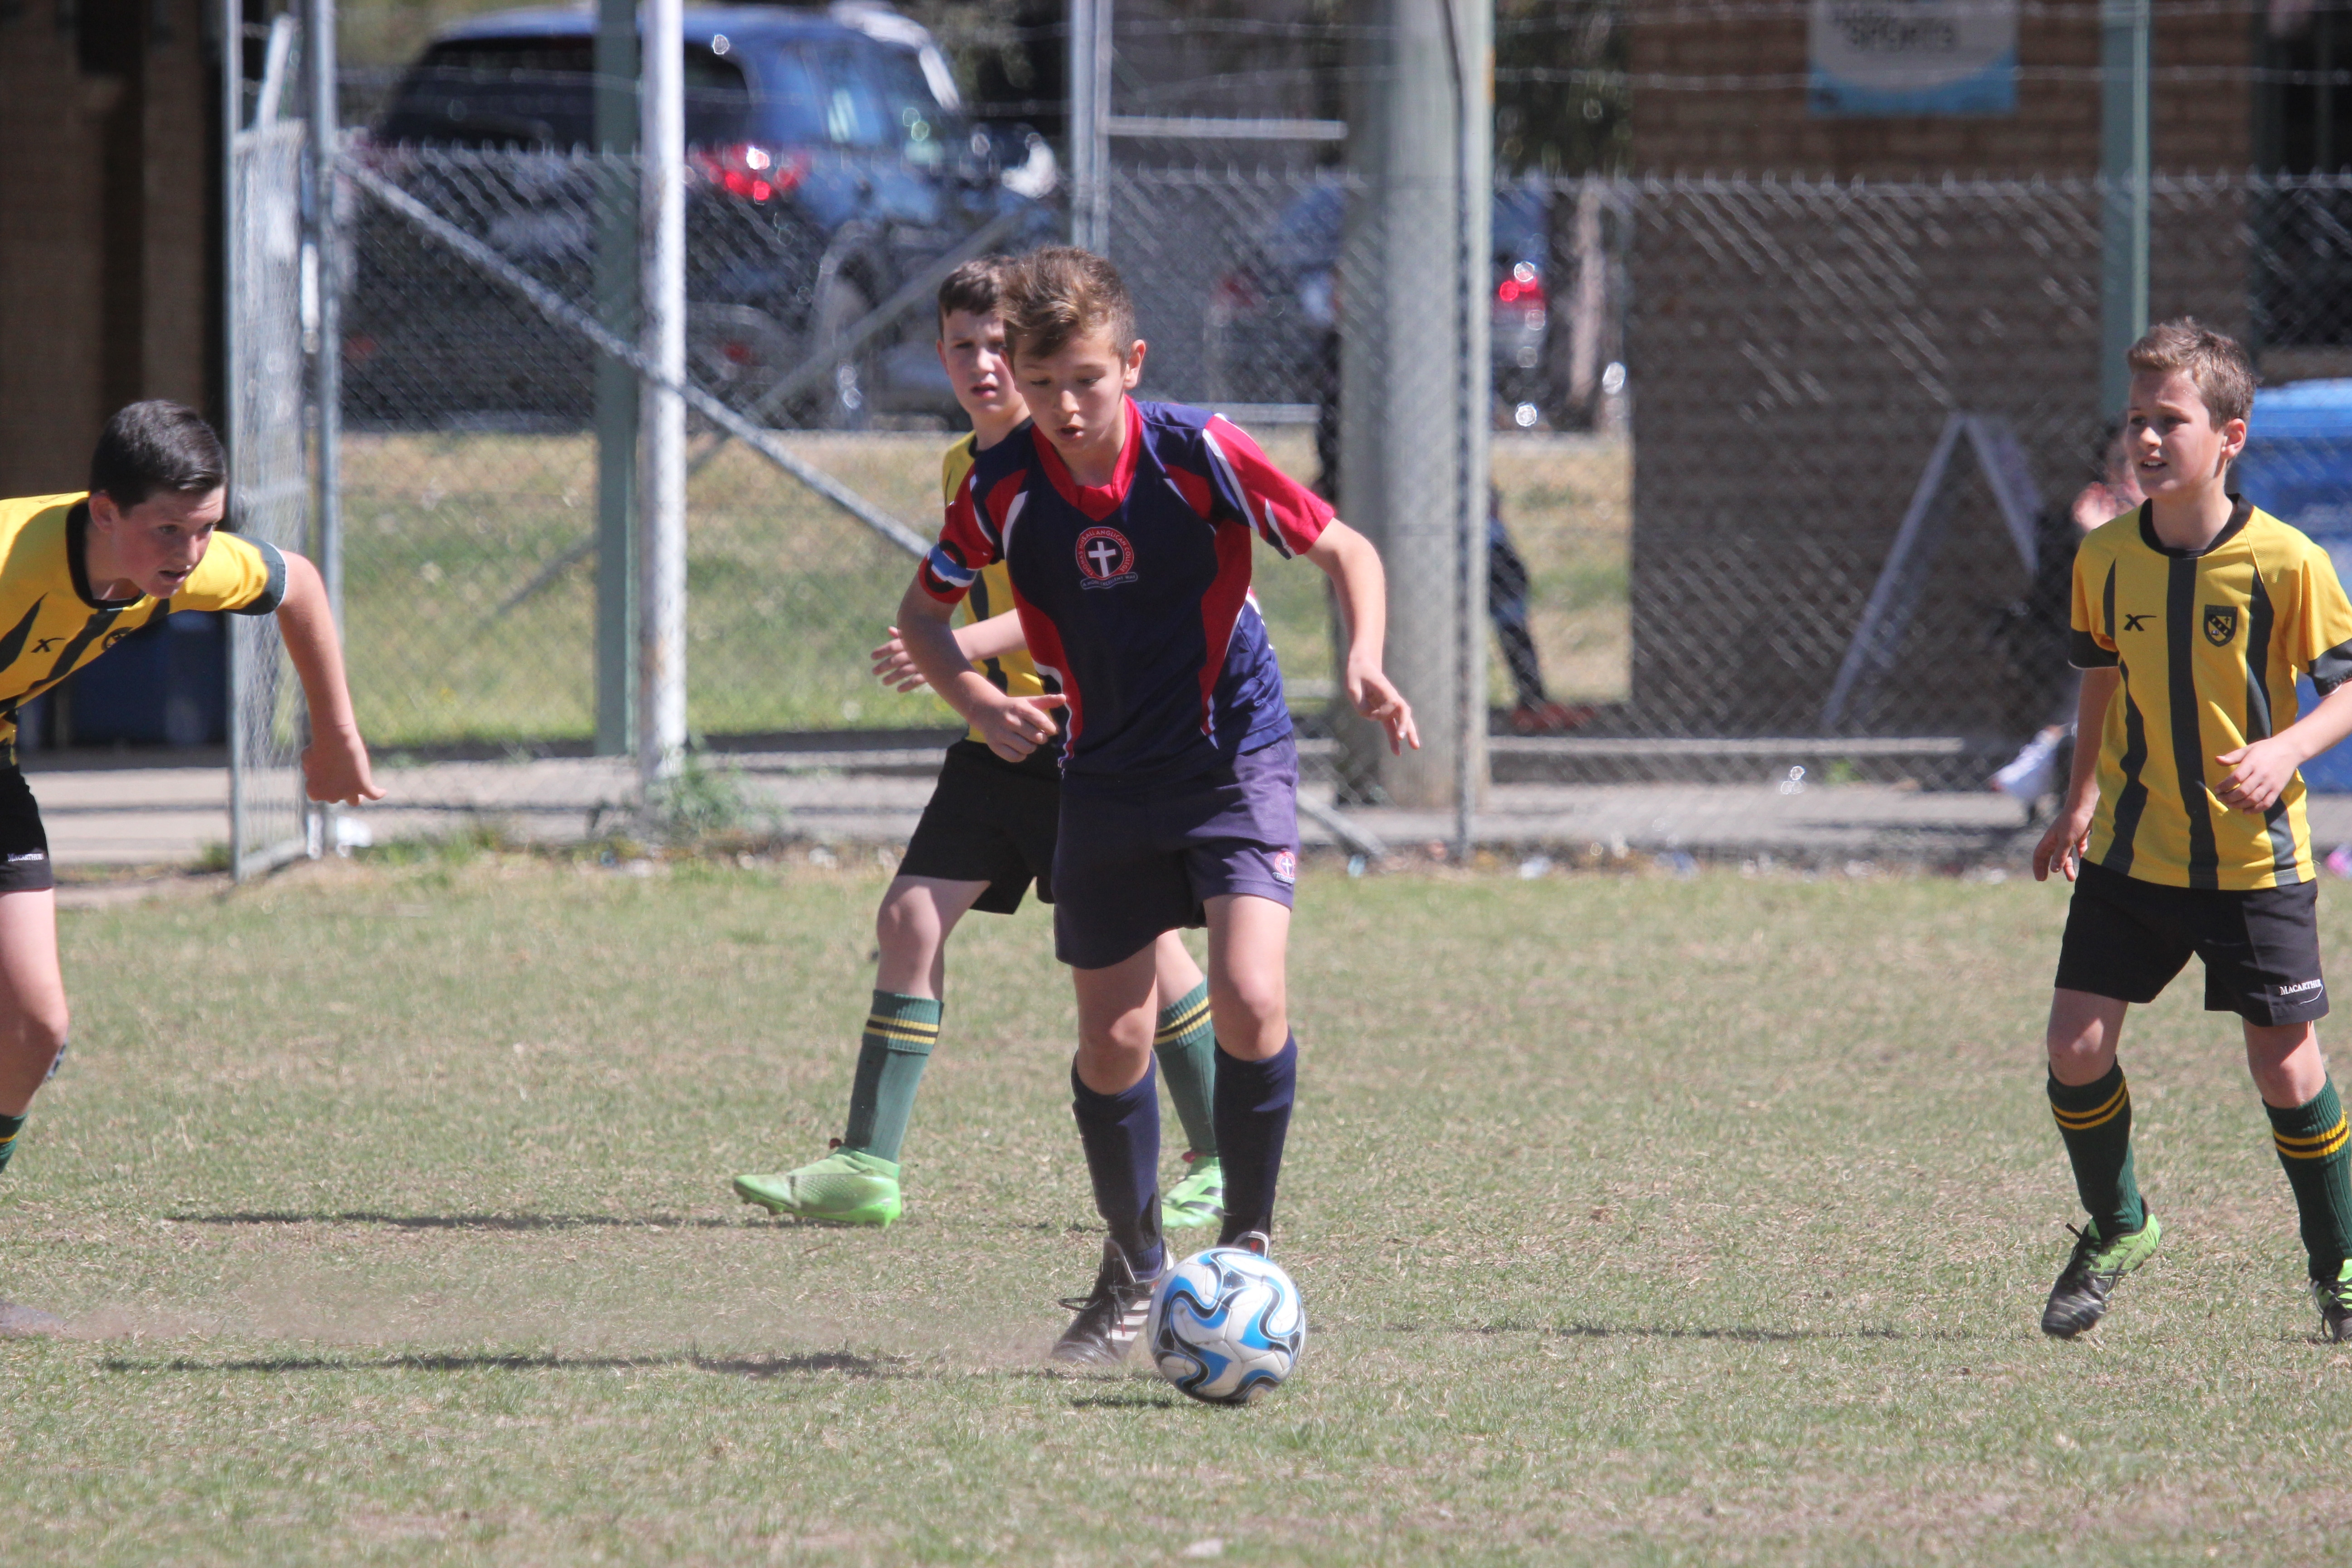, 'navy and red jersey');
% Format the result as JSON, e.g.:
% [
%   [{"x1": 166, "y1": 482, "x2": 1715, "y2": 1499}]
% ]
[{"x1": 918, "y1": 398, "x2": 1331, "y2": 791}]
